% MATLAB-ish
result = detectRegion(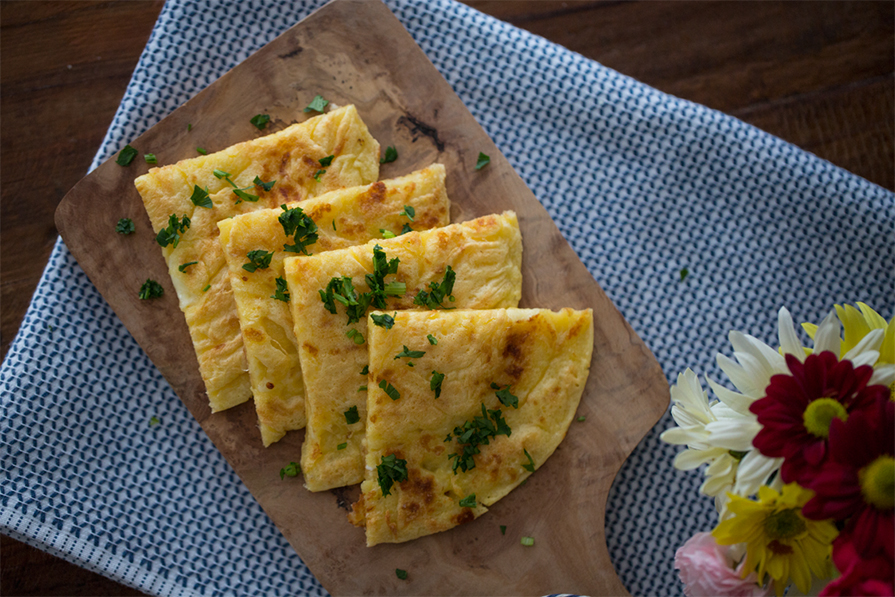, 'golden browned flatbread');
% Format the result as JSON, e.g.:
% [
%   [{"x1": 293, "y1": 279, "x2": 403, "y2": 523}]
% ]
[
  {"x1": 355, "y1": 307, "x2": 593, "y2": 546},
  {"x1": 217, "y1": 165, "x2": 450, "y2": 446},
  {"x1": 284, "y1": 212, "x2": 523, "y2": 491},
  {"x1": 134, "y1": 105, "x2": 379, "y2": 412}
]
